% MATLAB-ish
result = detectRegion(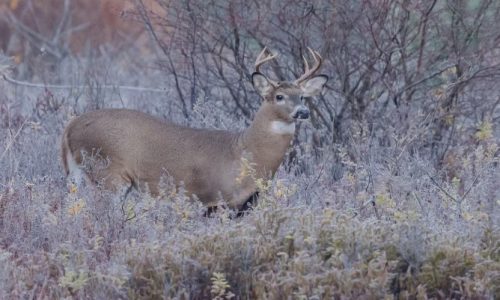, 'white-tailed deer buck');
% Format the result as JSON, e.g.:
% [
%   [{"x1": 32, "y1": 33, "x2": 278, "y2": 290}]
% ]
[{"x1": 61, "y1": 47, "x2": 328, "y2": 210}]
